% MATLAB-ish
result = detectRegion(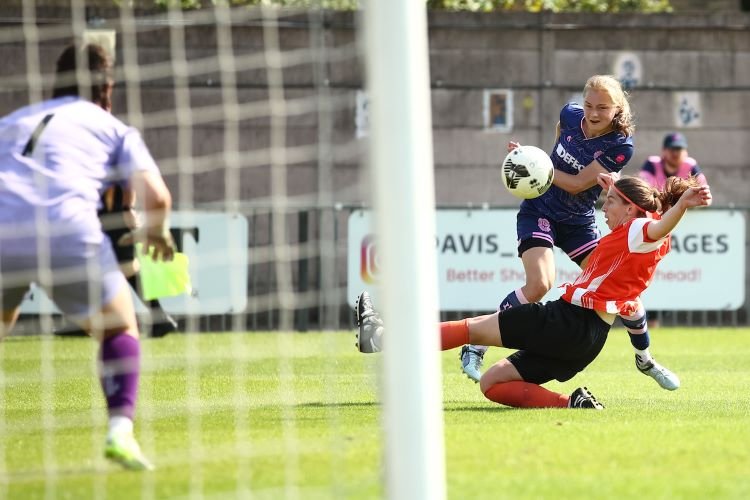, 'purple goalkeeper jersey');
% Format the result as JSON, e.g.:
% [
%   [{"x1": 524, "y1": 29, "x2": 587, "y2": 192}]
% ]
[
  {"x1": 0, "y1": 96, "x2": 159, "y2": 252},
  {"x1": 521, "y1": 102, "x2": 634, "y2": 224}
]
